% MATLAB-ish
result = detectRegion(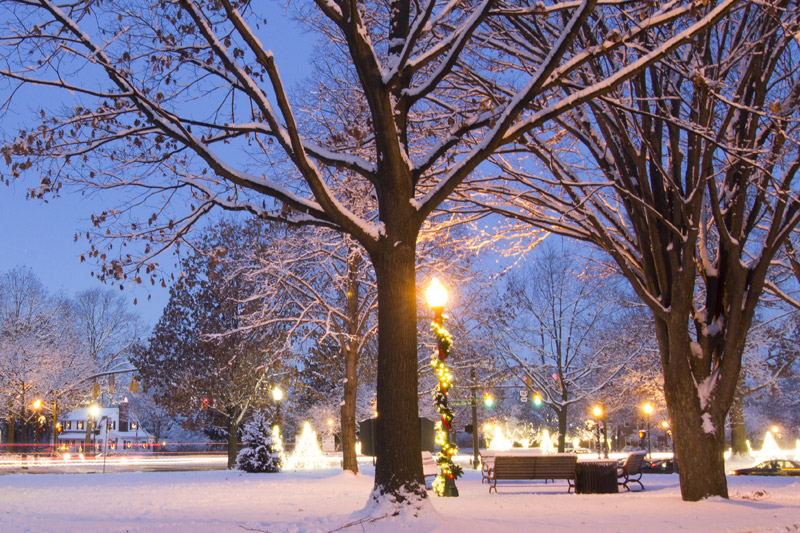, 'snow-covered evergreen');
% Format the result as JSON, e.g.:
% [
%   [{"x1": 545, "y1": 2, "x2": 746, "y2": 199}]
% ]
[{"x1": 236, "y1": 413, "x2": 282, "y2": 473}]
